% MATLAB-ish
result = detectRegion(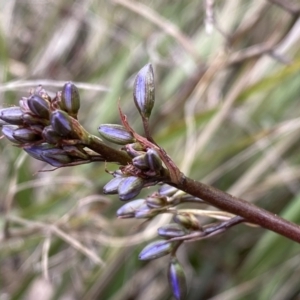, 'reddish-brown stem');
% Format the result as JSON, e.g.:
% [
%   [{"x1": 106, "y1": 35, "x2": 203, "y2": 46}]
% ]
[{"x1": 174, "y1": 176, "x2": 300, "y2": 243}]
